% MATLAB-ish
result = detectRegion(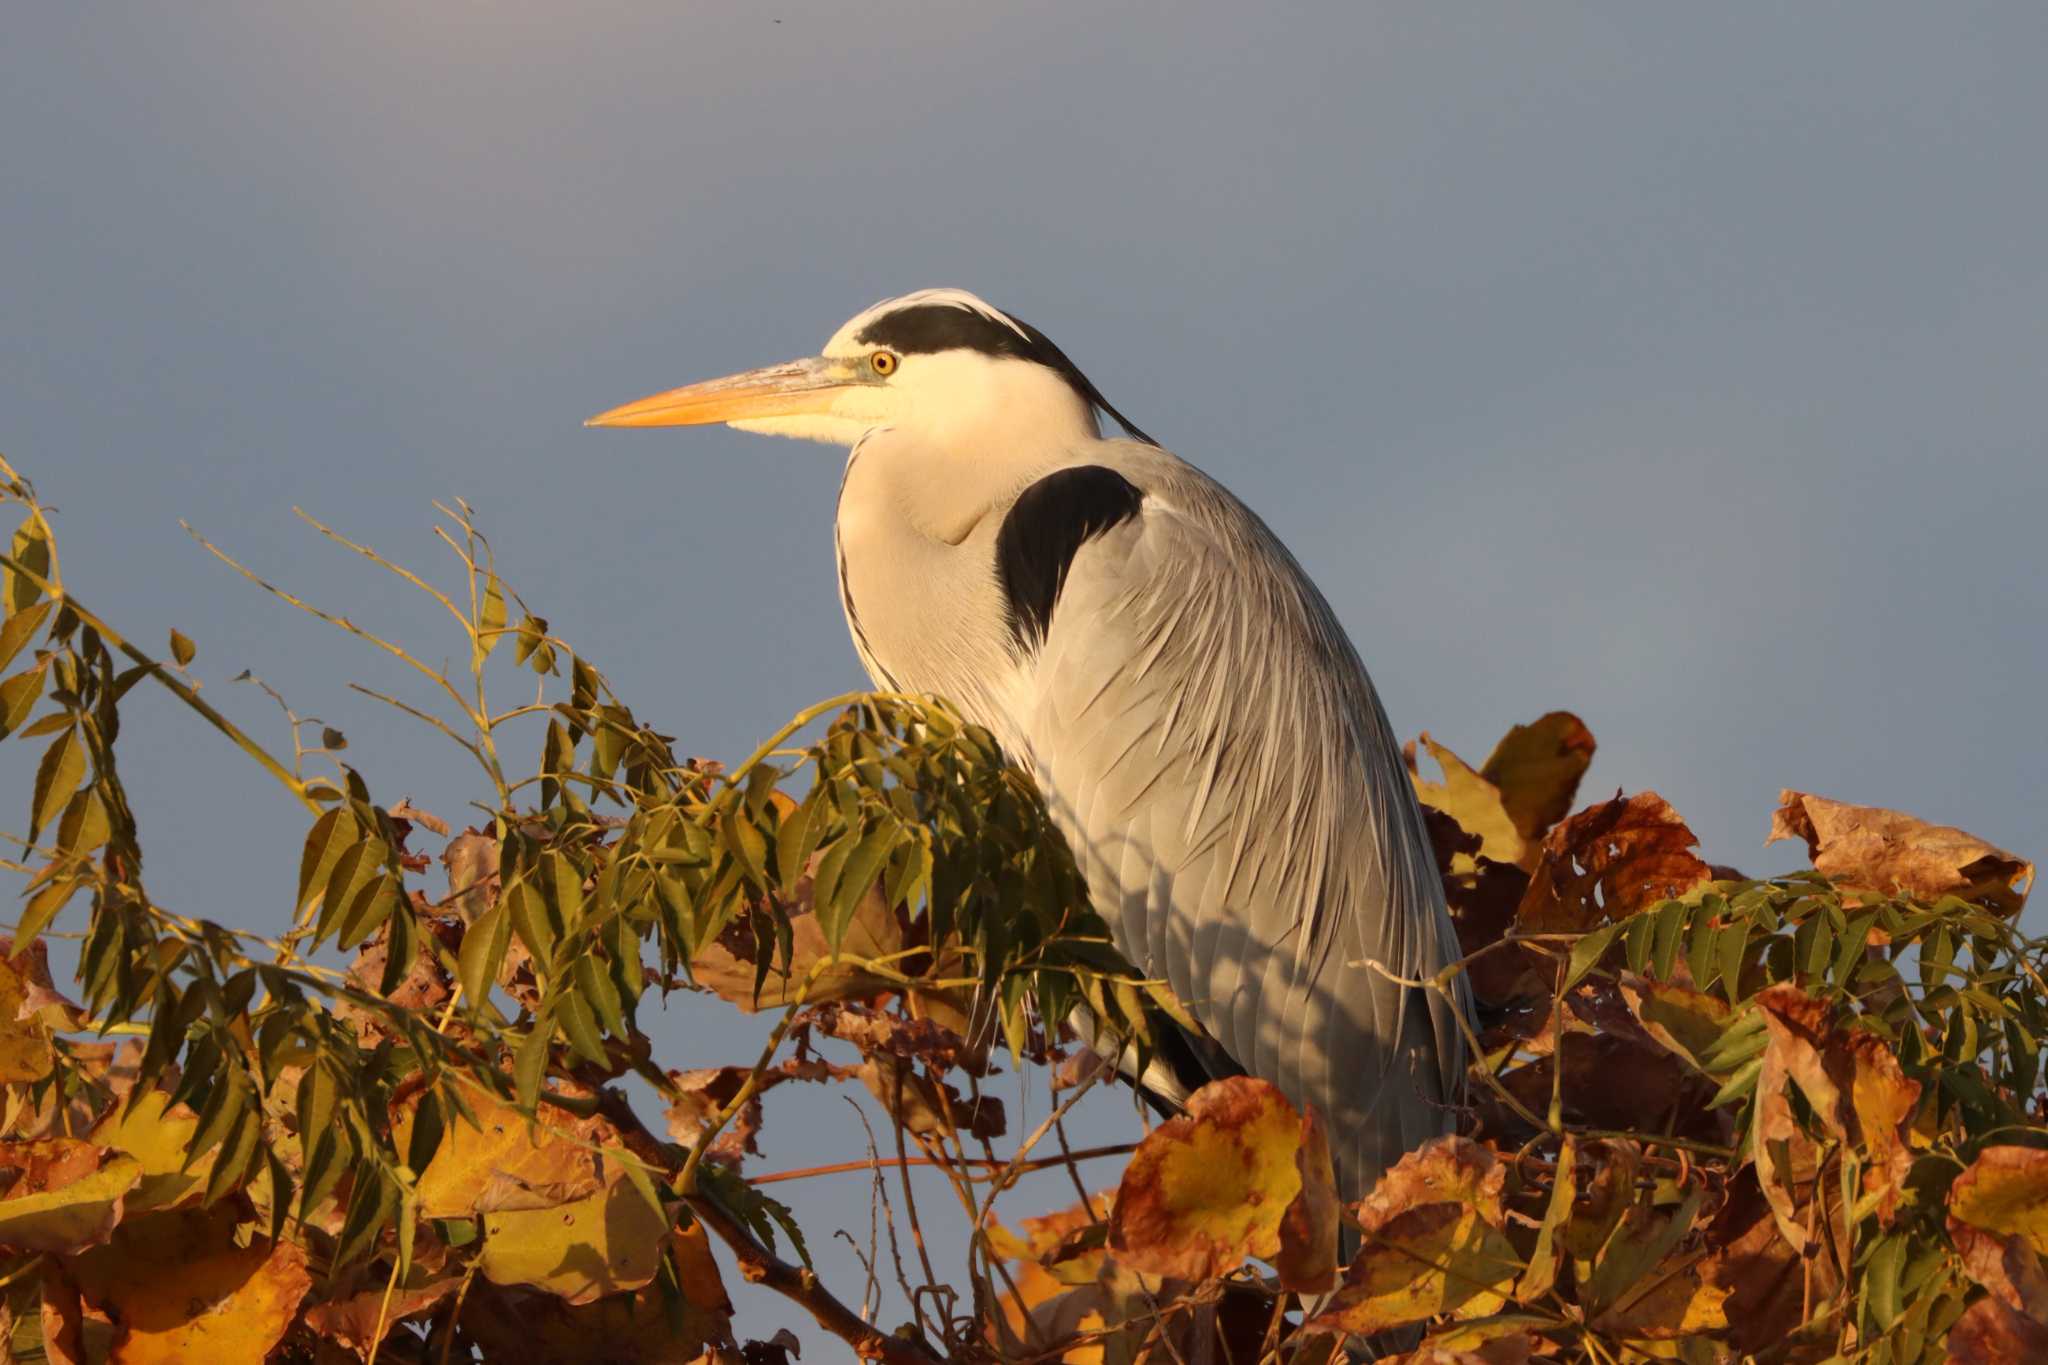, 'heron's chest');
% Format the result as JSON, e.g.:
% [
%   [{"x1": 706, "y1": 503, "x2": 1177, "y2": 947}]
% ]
[{"x1": 833, "y1": 450, "x2": 1024, "y2": 733}]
